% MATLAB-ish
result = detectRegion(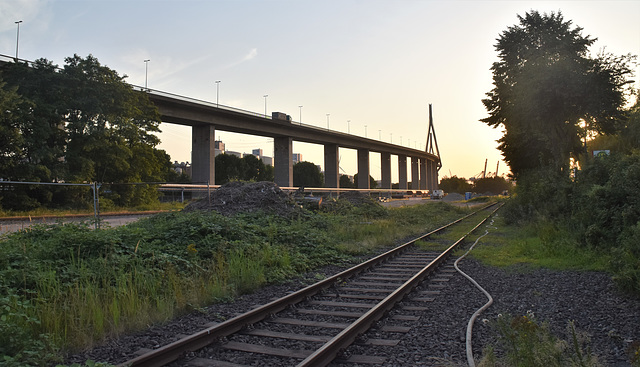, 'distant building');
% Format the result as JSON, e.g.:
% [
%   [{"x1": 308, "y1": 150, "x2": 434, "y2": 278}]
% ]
[
  {"x1": 215, "y1": 140, "x2": 225, "y2": 156},
  {"x1": 249, "y1": 148, "x2": 272, "y2": 166},
  {"x1": 226, "y1": 151, "x2": 243, "y2": 158},
  {"x1": 292, "y1": 153, "x2": 302, "y2": 164},
  {"x1": 172, "y1": 161, "x2": 192, "y2": 177}
]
